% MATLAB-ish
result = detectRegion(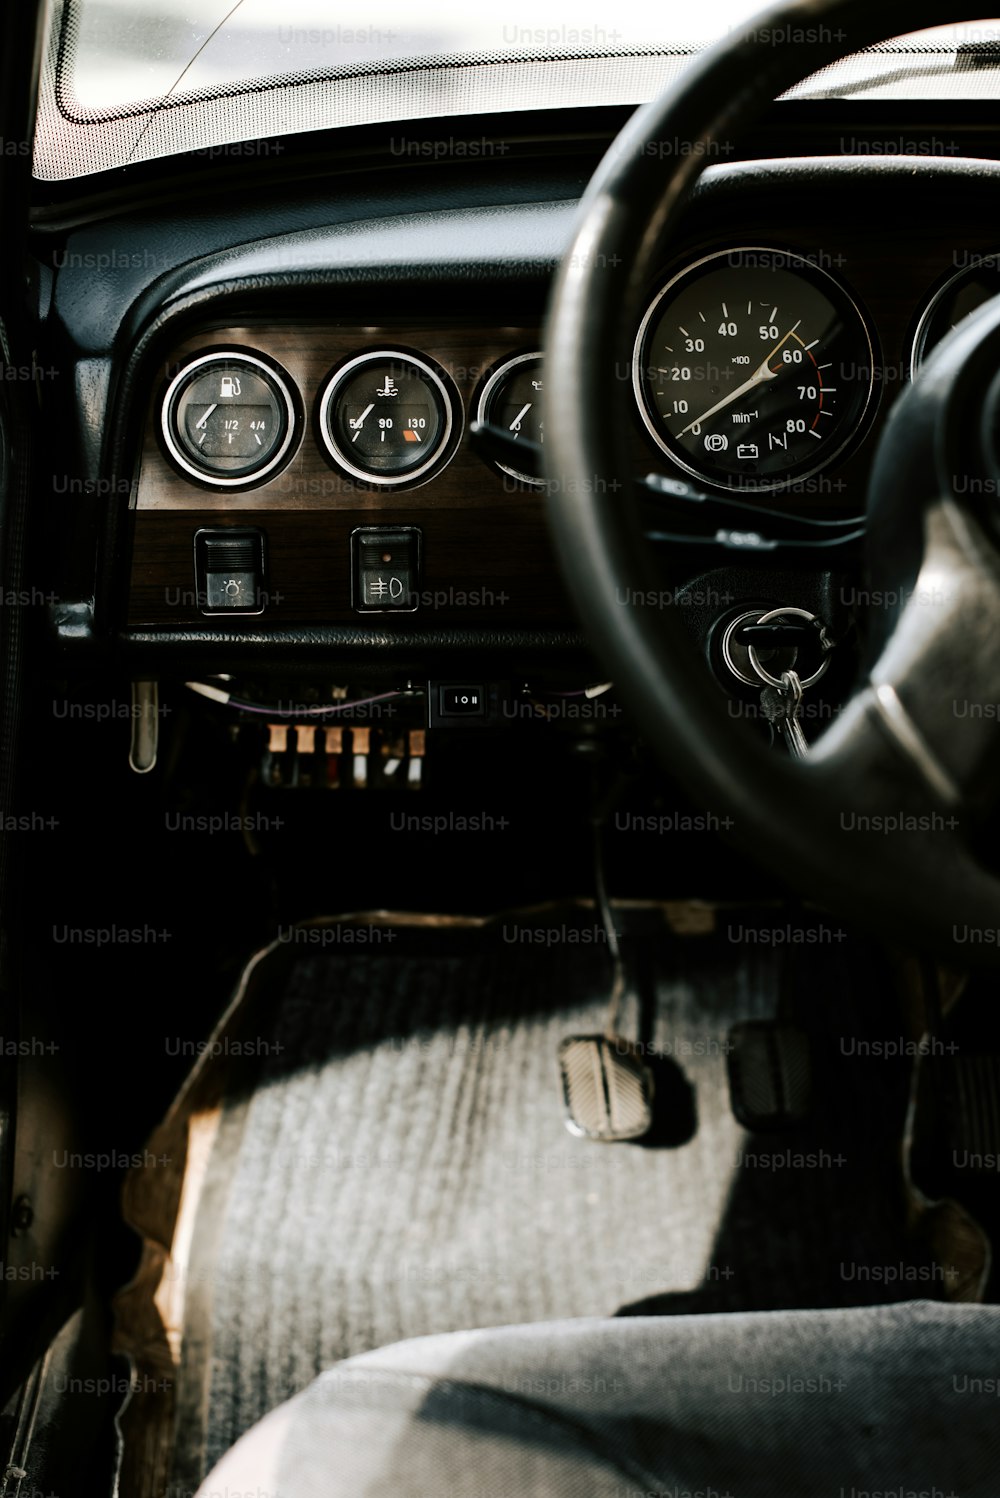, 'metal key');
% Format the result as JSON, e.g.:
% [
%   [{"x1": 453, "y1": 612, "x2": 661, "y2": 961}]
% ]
[{"x1": 760, "y1": 668, "x2": 810, "y2": 757}]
